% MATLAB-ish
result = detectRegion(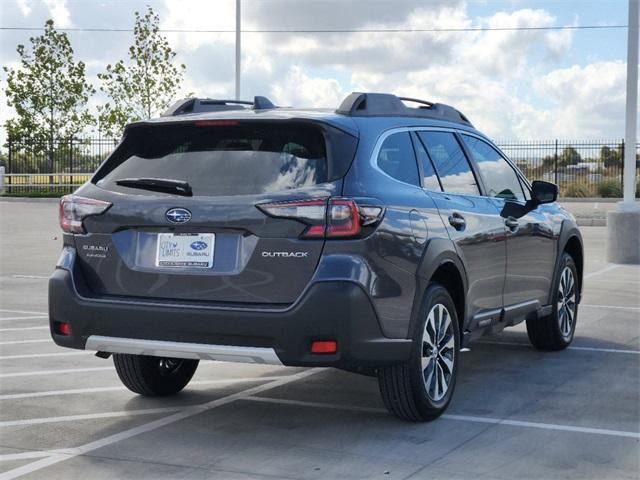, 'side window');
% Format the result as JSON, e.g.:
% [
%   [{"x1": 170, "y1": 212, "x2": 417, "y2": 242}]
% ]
[
  {"x1": 412, "y1": 132, "x2": 442, "y2": 191},
  {"x1": 461, "y1": 135, "x2": 525, "y2": 202},
  {"x1": 376, "y1": 132, "x2": 420, "y2": 186},
  {"x1": 417, "y1": 131, "x2": 480, "y2": 196}
]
